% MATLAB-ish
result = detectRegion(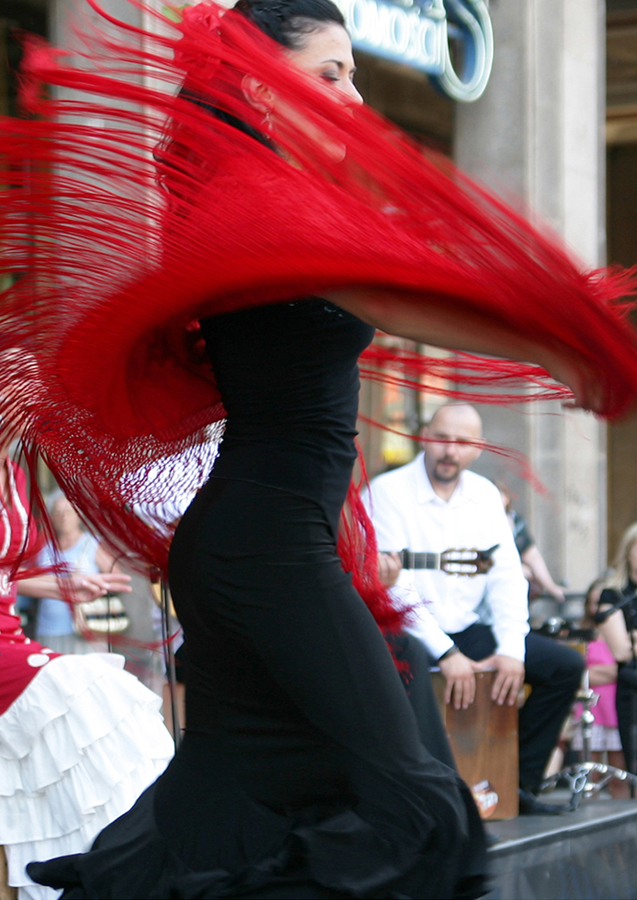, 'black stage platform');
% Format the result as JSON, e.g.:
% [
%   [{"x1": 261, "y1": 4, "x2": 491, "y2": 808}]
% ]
[{"x1": 486, "y1": 797, "x2": 637, "y2": 899}]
